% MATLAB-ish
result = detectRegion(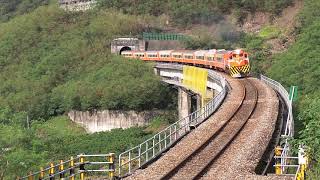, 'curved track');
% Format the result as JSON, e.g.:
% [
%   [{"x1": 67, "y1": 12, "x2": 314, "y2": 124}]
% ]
[{"x1": 159, "y1": 79, "x2": 258, "y2": 180}]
